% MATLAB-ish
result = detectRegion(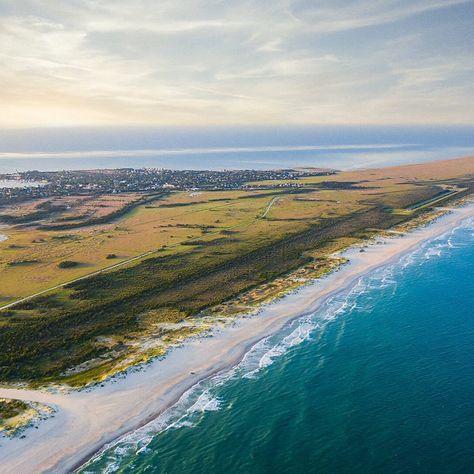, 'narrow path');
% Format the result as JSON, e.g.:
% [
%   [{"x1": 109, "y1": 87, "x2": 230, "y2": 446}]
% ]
[
  {"x1": 0, "y1": 203, "x2": 472, "y2": 474},
  {"x1": 0, "y1": 194, "x2": 280, "y2": 311},
  {"x1": 0, "y1": 248, "x2": 159, "y2": 311},
  {"x1": 261, "y1": 196, "x2": 279, "y2": 218}
]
